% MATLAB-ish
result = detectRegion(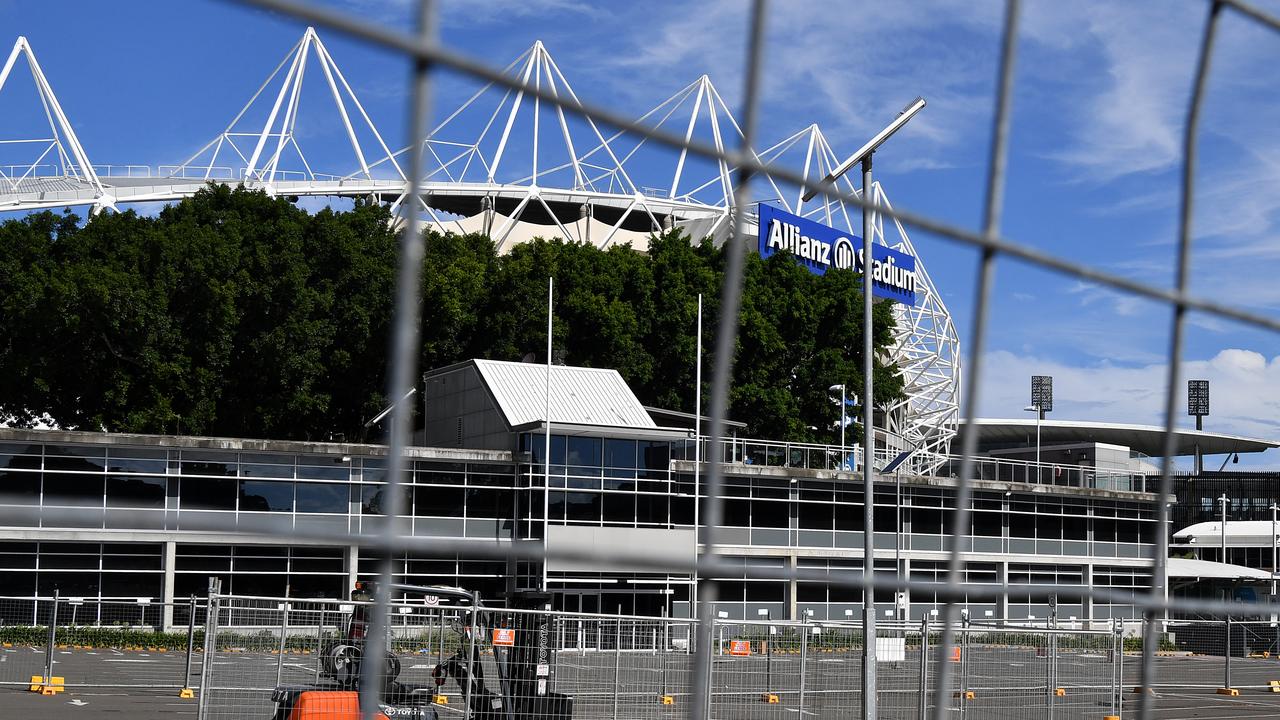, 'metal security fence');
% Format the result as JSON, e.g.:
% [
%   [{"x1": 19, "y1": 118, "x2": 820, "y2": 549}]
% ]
[
  {"x1": 0, "y1": 593, "x2": 205, "y2": 693},
  {"x1": 196, "y1": 593, "x2": 1125, "y2": 720}
]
